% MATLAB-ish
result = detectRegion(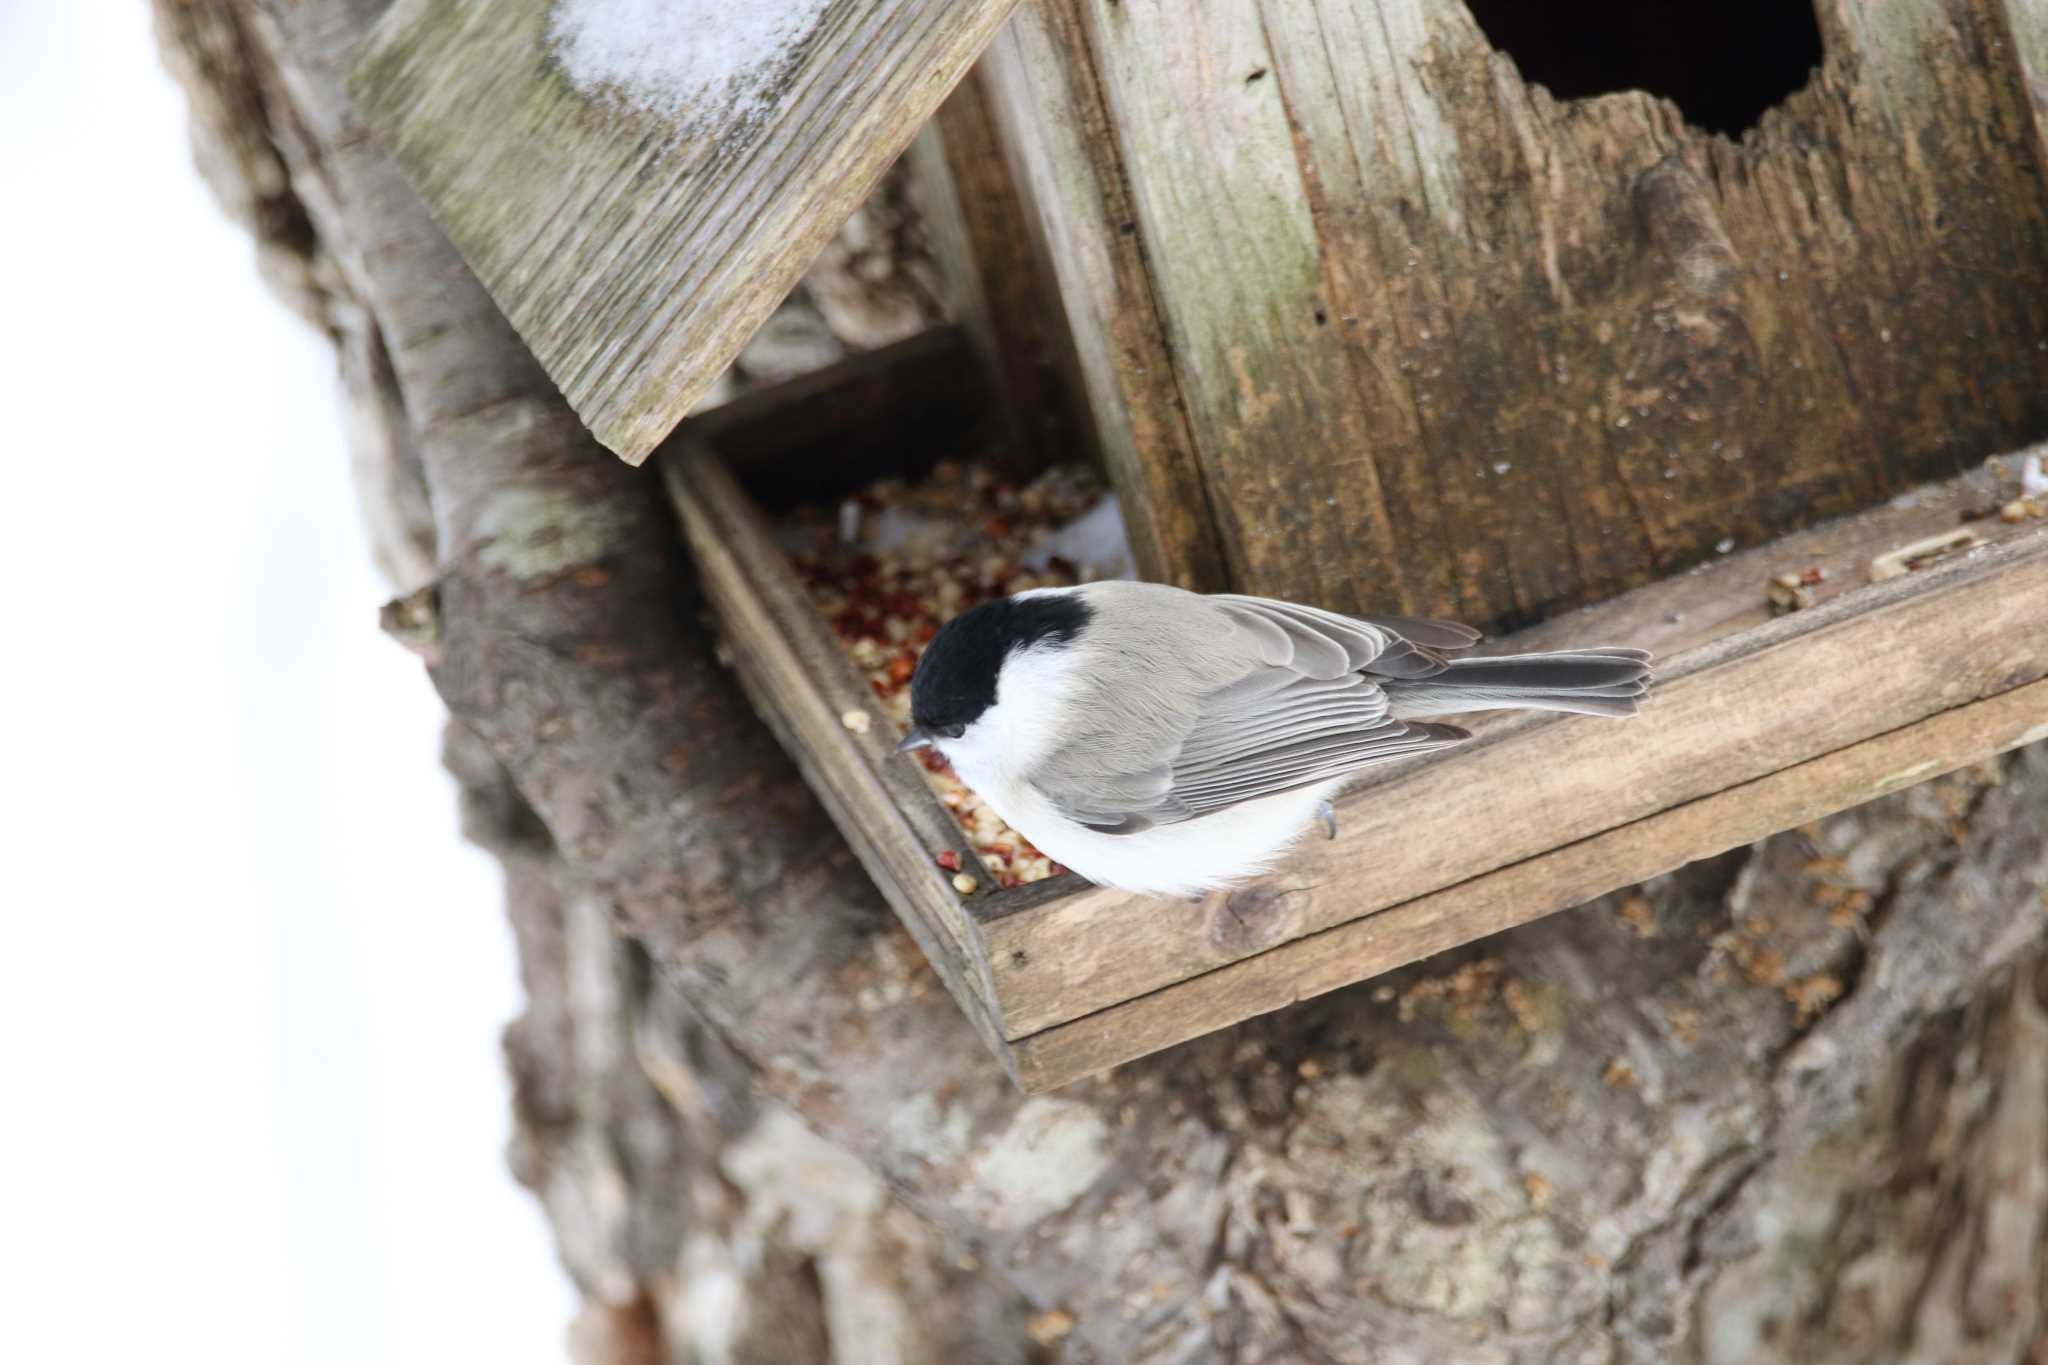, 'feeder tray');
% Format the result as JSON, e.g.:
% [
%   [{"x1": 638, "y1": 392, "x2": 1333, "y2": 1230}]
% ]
[{"x1": 664, "y1": 331, "x2": 2048, "y2": 1092}]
